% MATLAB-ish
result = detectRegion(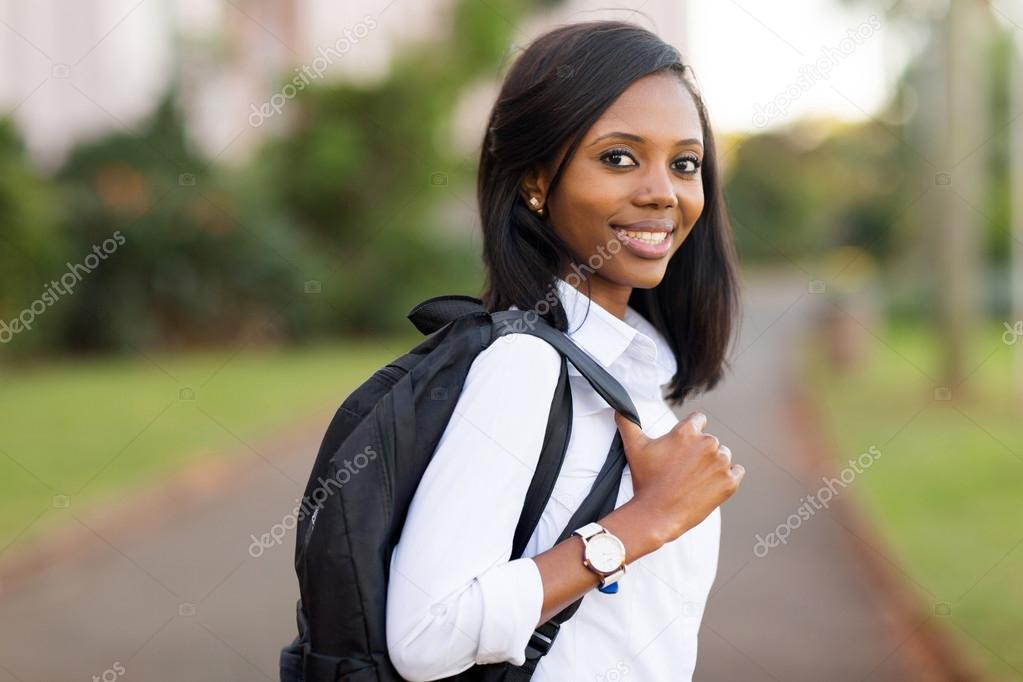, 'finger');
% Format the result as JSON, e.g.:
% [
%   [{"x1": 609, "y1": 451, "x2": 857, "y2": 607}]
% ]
[
  {"x1": 730, "y1": 463, "x2": 745, "y2": 480},
  {"x1": 684, "y1": 411, "x2": 707, "y2": 433},
  {"x1": 719, "y1": 445, "x2": 731, "y2": 464}
]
